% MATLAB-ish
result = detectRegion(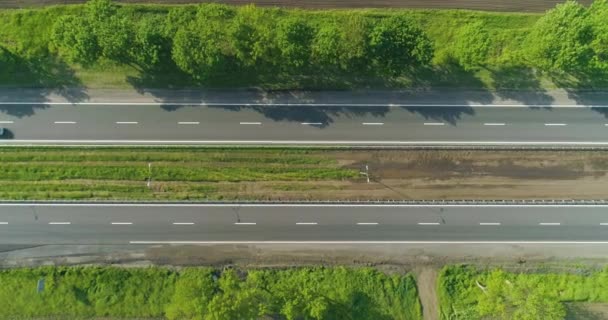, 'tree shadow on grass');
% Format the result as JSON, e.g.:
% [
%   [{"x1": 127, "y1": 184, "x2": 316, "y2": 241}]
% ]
[
  {"x1": 489, "y1": 65, "x2": 554, "y2": 106},
  {"x1": 0, "y1": 47, "x2": 88, "y2": 117}
]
